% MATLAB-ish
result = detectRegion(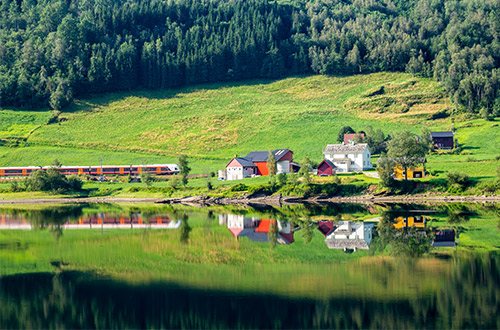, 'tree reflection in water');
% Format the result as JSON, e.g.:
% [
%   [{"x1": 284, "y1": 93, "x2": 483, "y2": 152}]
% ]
[{"x1": 1, "y1": 253, "x2": 498, "y2": 329}]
